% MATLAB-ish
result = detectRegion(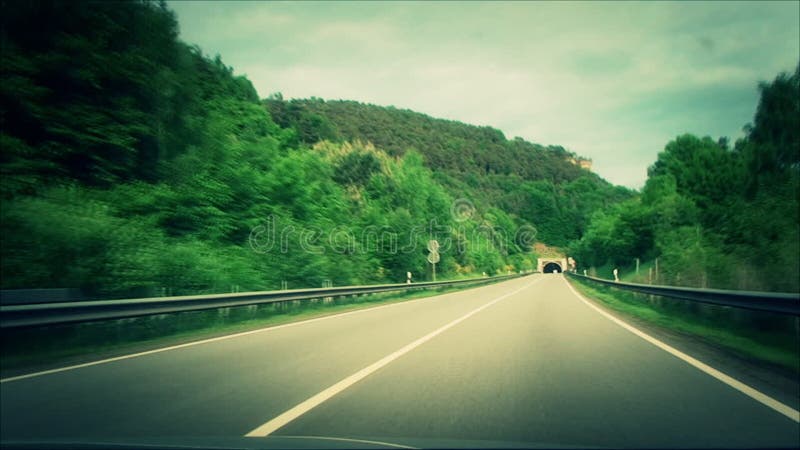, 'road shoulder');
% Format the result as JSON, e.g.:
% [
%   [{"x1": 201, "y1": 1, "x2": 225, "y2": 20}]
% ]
[{"x1": 564, "y1": 276, "x2": 800, "y2": 412}]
